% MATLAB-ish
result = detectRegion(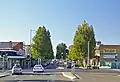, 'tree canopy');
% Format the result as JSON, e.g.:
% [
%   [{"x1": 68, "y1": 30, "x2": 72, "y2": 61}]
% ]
[
  {"x1": 31, "y1": 26, "x2": 54, "y2": 60},
  {"x1": 68, "y1": 20, "x2": 96, "y2": 61},
  {"x1": 56, "y1": 43, "x2": 68, "y2": 59}
]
